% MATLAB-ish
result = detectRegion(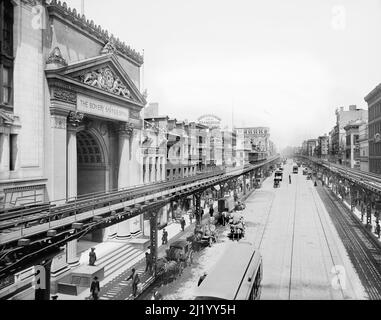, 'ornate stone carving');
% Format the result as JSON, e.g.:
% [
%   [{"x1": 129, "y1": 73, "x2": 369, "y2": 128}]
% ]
[
  {"x1": 51, "y1": 115, "x2": 67, "y2": 130},
  {"x1": 118, "y1": 122, "x2": 134, "y2": 137},
  {"x1": 68, "y1": 111, "x2": 85, "y2": 128},
  {"x1": 101, "y1": 41, "x2": 117, "y2": 55},
  {"x1": 53, "y1": 88, "x2": 77, "y2": 104},
  {"x1": 80, "y1": 68, "x2": 133, "y2": 99},
  {"x1": 130, "y1": 110, "x2": 140, "y2": 120},
  {"x1": 100, "y1": 123, "x2": 108, "y2": 136},
  {"x1": 46, "y1": 47, "x2": 67, "y2": 67}
]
